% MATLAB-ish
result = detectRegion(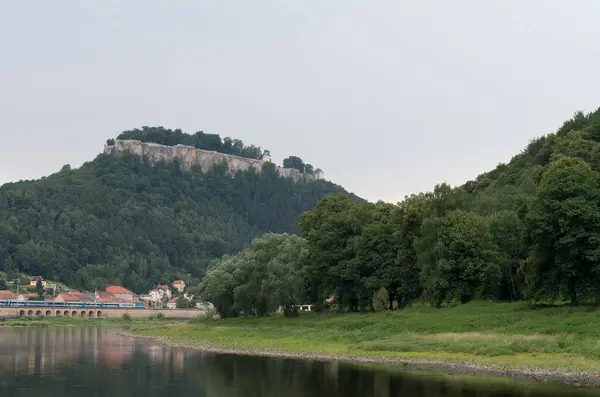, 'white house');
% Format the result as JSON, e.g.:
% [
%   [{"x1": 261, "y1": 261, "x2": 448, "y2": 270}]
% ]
[{"x1": 148, "y1": 286, "x2": 172, "y2": 308}]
